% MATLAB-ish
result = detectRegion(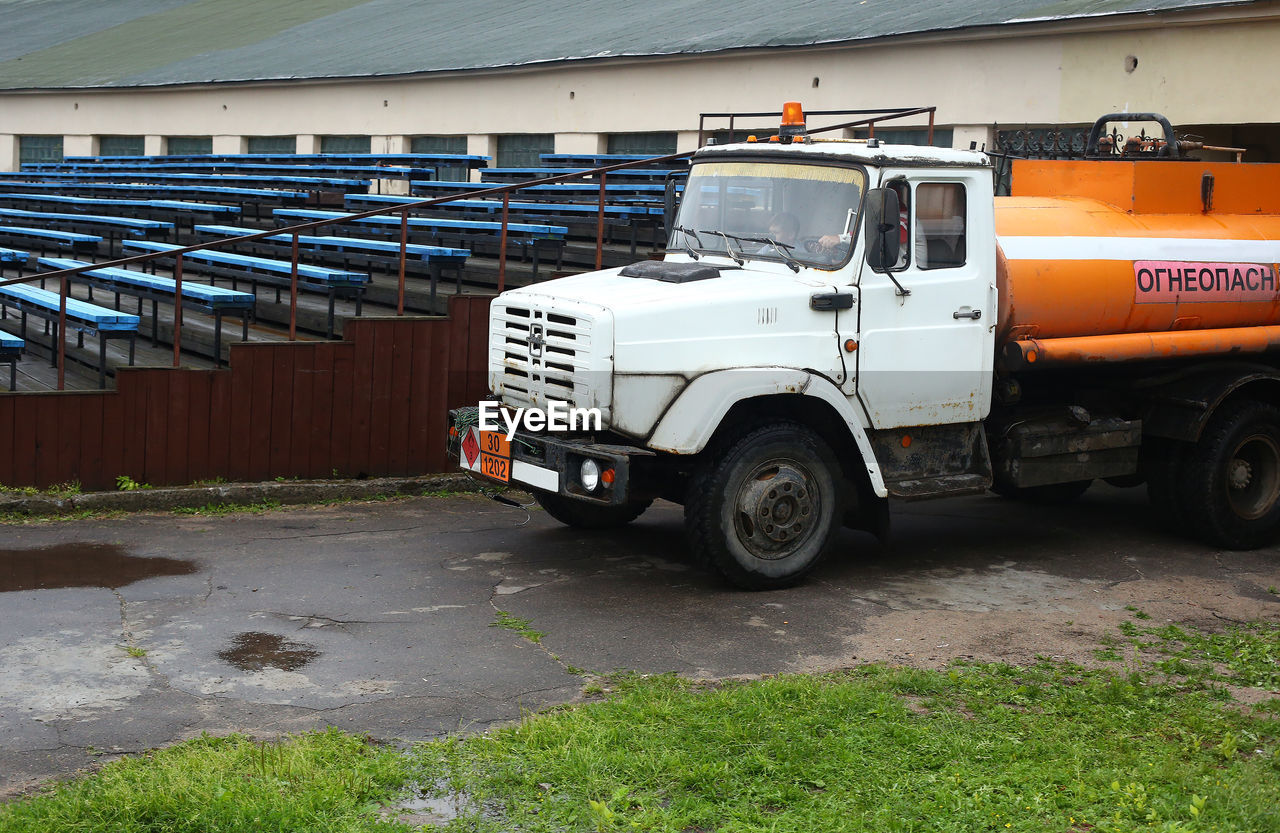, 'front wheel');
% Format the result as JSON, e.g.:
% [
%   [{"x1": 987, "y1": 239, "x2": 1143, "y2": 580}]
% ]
[
  {"x1": 534, "y1": 491, "x2": 652, "y2": 530},
  {"x1": 685, "y1": 422, "x2": 843, "y2": 590},
  {"x1": 1180, "y1": 400, "x2": 1280, "y2": 549}
]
